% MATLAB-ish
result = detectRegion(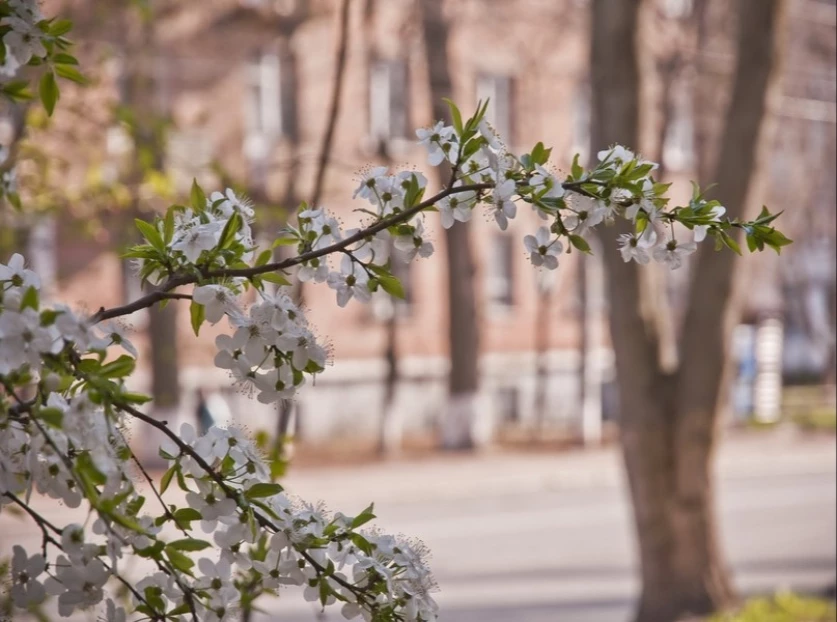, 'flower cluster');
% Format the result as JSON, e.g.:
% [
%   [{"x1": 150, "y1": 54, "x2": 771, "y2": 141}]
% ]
[
  {"x1": 0, "y1": 249, "x2": 438, "y2": 621},
  {"x1": 0, "y1": 11, "x2": 790, "y2": 619},
  {"x1": 208, "y1": 286, "x2": 328, "y2": 404},
  {"x1": 0, "y1": 0, "x2": 46, "y2": 78}
]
